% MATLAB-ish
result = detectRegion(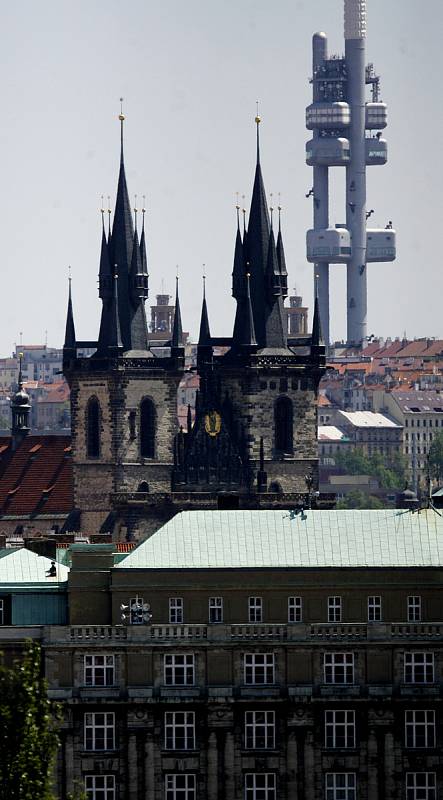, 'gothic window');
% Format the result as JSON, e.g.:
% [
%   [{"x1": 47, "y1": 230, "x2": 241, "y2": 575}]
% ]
[
  {"x1": 274, "y1": 396, "x2": 293, "y2": 454},
  {"x1": 140, "y1": 398, "x2": 156, "y2": 459},
  {"x1": 87, "y1": 397, "x2": 100, "y2": 458}
]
